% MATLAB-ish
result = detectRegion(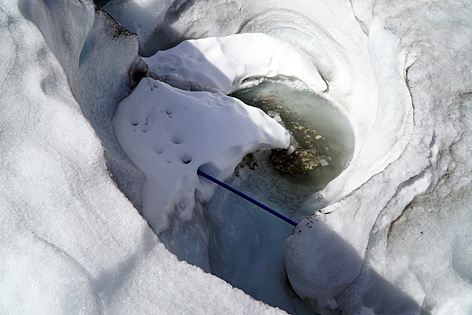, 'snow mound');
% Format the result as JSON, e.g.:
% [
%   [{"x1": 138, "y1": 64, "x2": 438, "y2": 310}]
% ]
[{"x1": 113, "y1": 77, "x2": 290, "y2": 233}]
